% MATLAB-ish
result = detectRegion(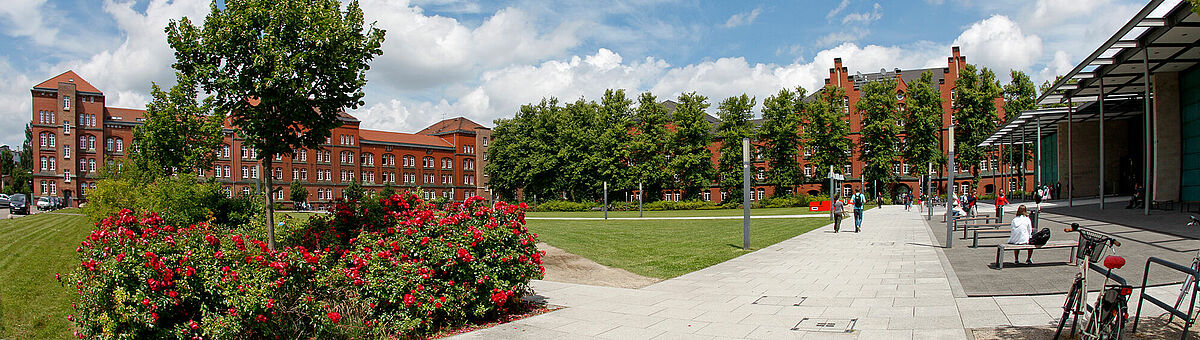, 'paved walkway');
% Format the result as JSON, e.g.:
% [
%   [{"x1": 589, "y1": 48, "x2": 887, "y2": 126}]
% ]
[
  {"x1": 527, "y1": 214, "x2": 828, "y2": 220},
  {"x1": 455, "y1": 205, "x2": 1182, "y2": 339}
]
